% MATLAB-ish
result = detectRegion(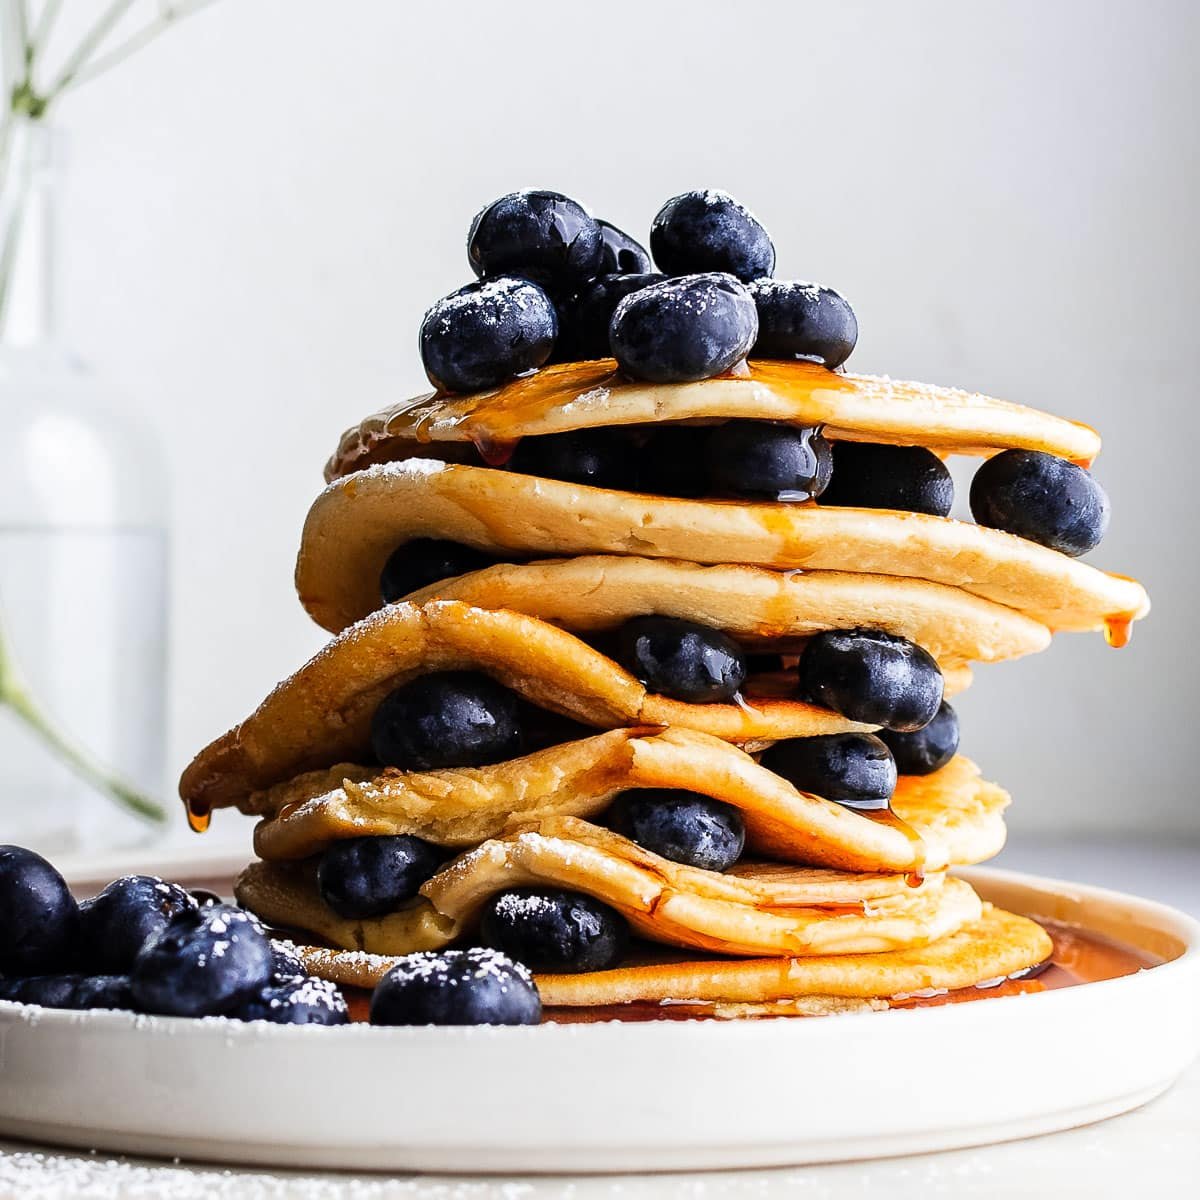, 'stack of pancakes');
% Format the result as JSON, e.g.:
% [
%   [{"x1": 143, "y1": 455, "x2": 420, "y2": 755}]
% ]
[{"x1": 181, "y1": 359, "x2": 1148, "y2": 1017}]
